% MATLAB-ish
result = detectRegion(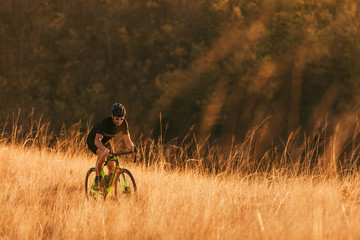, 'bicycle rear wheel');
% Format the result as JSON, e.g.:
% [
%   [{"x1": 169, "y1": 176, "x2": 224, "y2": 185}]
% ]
[
  {"x1": 114, "y1": 169, "x2": 137, "y2": 199},
  {"x1": 85, "y1": 167, "x2": 104, "y2": 200}
]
